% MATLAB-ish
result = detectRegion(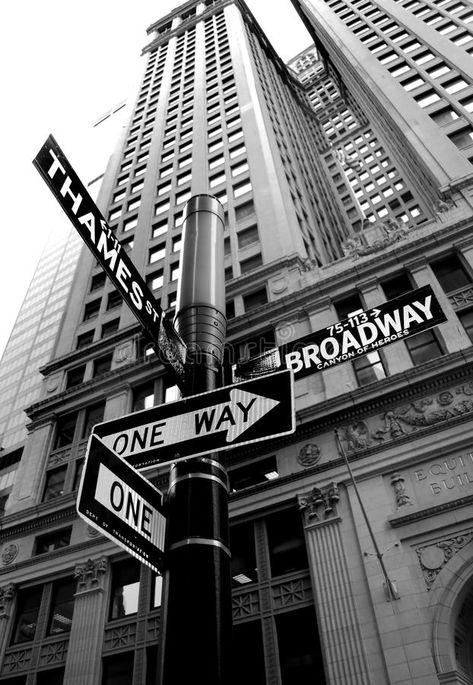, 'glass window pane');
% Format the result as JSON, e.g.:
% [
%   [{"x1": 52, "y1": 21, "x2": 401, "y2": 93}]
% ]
[
  {"x1": 54, "y1": 413, "x2": 78, "y2": 449},
  {"x1": 406, "y1": 330, "x2": 443, "y2": 365},
  {"x1": 109, "y1": 560, "x2": 140, "y2": 620},
  {"x1": 230, "y1": 522, "x2": 257, "y2": 586},
  {"x1": 42, "y1": 467, "x2": 67, "y2": 502},
  {"x1": 102, "y1": 652, "x2": 134, "y2": 685},
  {"x1": 11, "y1": 586, "x2": 43, "y2": 644},
  {"x1": 431, "y1": 254, "x2": 471, "y2": 292},
  {"x1": 229, "y1": 621, "x2": 266, "y2": 685},
  {"x1": 48, "y1": 578, "x2": 76, "y2": 635},
  {"x1": 266, "y1": 508, "x2": 308, "y2": 577},
  {"x1": 36, "y1": 669, "x2": 65, "y2": 685},
  {"x1": 82, "y1": 402, "x2": 105, "y2": 439},
  {"x1": 275, "y1": 607, "x2": 326, "y2": 684}
]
